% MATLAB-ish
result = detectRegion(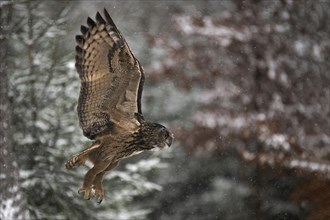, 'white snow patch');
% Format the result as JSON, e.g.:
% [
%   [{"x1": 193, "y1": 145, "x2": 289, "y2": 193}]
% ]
[
  {"x1": 194, "y1": 111, "x2": 248, "y2": 130},
  {"x1": 0, "y1": 199, "x2": 16, "y2": 220},
  {"x1": 271, "y1": 94, "x2": 284, "y2": 112},
  {"x1": 2, "y1": 121, "x2": 8, "y2": 129},
  {"x1": 198, "y1": 80, "x2": 241, "y2": 103},
  {"x1": 21, "y1": 134, "x2": 34, "y2": 144},
  {"x1": 266, "y1": 134, "x2": 290, "y2": 151},
  {"x1": 176, "y1": 15, "x2": 252, "y2": 46},
  {"x1": 66, "y1": 61, "x2": 75, "y2": 70},
  {"x1": 274, "y1": 24, "x2": 289, "y2": 33},
  {"x1": 267, "y1": 55, "x2": 276, "y2": 80},
  {"x1": 279, "y1": 72, "x2": 289, "y2": 86},
  {"x1": 294, "y1": 40, "x2": 306, "y2": 56},
  {"x1": 125, "y1": 158, "x2": 167, "y2": 173},
  {"x1": 312, "y1": 44, "x2": 322, "y2": 60},
  {"x1": 289, "y1": 159, "x2": 330, "y2": 174},
  {"x1": 256, "y1": 113, "x2": 266, "y2": 121},
  {"x1": 56, "y1": 138, "x2": 68, "y2": 146},
  {"x1": 35, "y1": 120, "x2": 49, "y2": 130},
  {"x1": 19, "y1": 170, "x2": 34, "y2": 179},
  {"x1": 99, "y1": 209, "x2": 151, "y2": 220}
]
